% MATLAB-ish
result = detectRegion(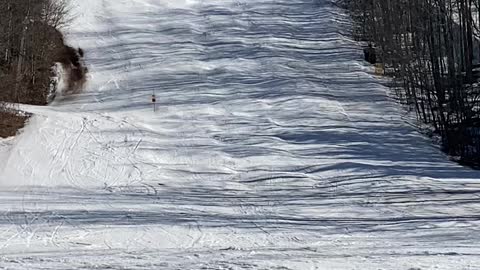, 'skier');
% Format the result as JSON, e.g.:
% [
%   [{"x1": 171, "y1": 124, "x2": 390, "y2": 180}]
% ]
[{"x1": 363, "y1": 43, "x2": 376, "y2": 64}]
